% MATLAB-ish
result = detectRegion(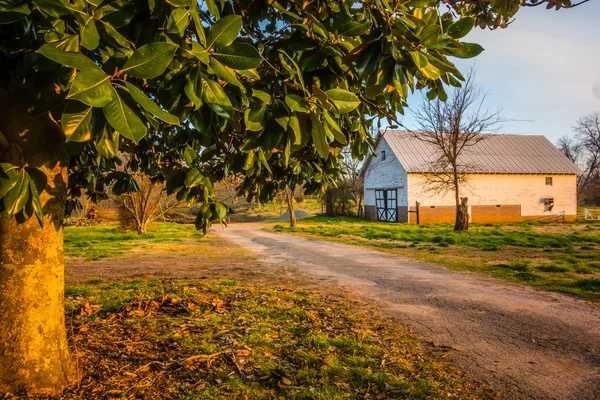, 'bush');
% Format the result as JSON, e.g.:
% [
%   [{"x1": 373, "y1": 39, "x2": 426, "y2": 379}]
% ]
[{"x1": 537, "y1": 265, "x2": 570, "y2": 273}]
